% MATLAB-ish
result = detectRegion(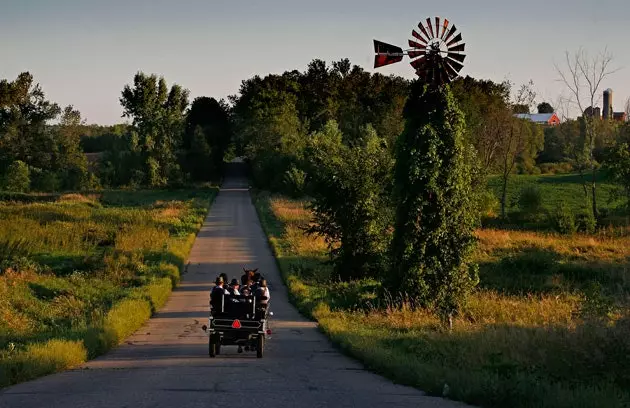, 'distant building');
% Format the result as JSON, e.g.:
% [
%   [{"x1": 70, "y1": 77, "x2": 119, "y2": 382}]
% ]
[
  {"x1": 514, "y1": 112, "x2": 561, "y2": 126},
  {"x1": 584, "y1": 89, "x2": 626, "y2": 122},
  {"x1": 584, "y1": 106, "x2": 601, "y2": 118},
  {"x1": 603, "y1": 88, "x2": 613, "y2": 119}
]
